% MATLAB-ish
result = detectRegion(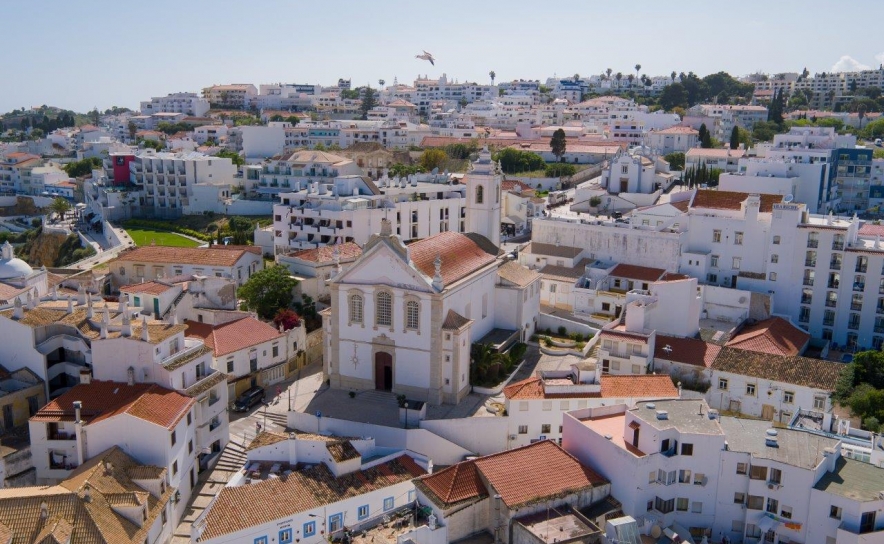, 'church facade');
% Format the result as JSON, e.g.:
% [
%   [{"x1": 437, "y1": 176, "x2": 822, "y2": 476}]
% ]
[{"x1": 322, "y1": 149, "x2": 539, "y2": 405}]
